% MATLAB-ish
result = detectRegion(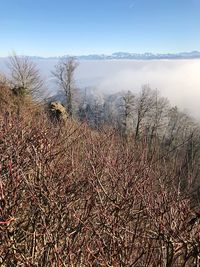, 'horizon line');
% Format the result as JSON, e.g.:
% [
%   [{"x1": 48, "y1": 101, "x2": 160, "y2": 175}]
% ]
[{"x1": 0, "y1": 50, "x2": 200, "y2": 58}]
